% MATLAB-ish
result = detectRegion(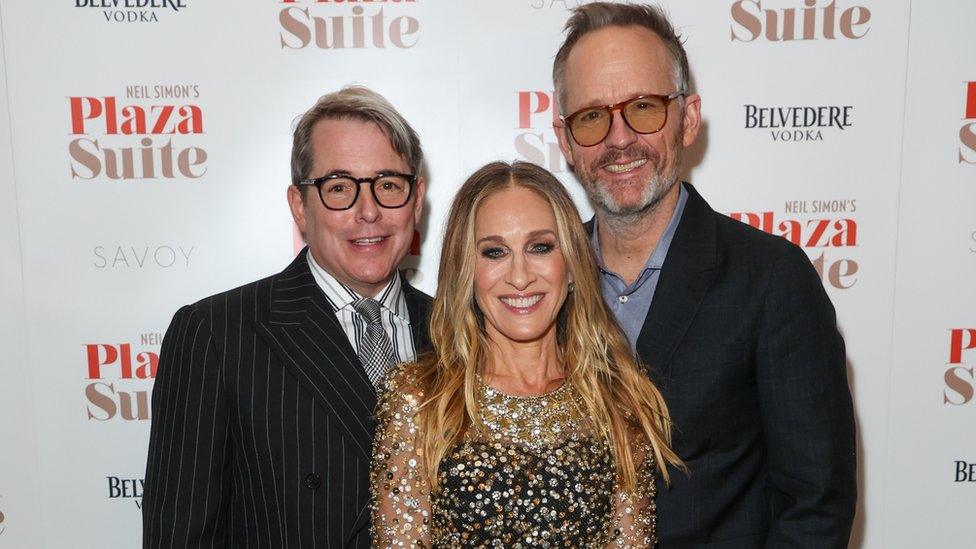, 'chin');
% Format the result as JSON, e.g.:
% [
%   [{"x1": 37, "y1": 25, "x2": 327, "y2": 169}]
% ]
[
  {"x1": 358, "y1": 272, "x2": 397, "y2": 287},
  {"x1": 494, "y1": 323, "x2": 557, "y2": 344}
]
